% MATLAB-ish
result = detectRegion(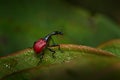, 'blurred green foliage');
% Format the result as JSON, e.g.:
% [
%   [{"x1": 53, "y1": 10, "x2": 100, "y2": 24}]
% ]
[{"x1": 0, "y1": 0, "x2": 120, "y2": 56}]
